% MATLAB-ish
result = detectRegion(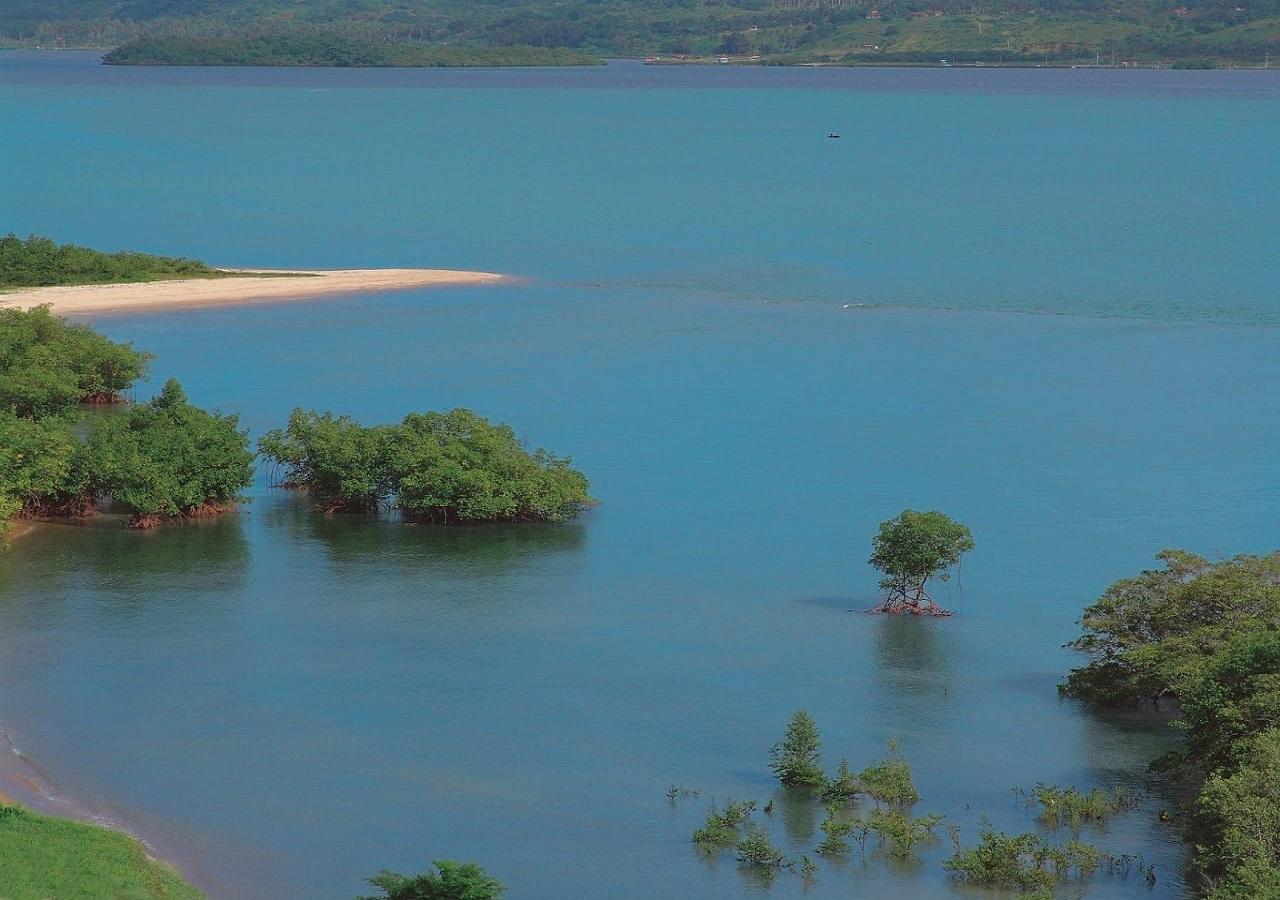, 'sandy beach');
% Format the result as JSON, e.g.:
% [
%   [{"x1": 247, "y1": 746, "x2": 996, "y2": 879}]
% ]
[{"x1": 0, "y1": 268, "x2": 509, "y2": 316}]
